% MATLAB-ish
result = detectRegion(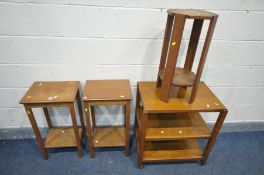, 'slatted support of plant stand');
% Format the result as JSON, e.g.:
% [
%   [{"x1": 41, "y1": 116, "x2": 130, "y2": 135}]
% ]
[{"x1": 156, "y1": 9, "x2": 218, "y2": 103}]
